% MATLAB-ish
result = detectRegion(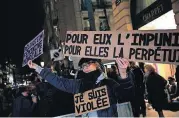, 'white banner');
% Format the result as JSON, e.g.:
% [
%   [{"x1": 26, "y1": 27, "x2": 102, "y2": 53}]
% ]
[{"x1": 64, "y1": 30, "x2": 179, "y2": 64}]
